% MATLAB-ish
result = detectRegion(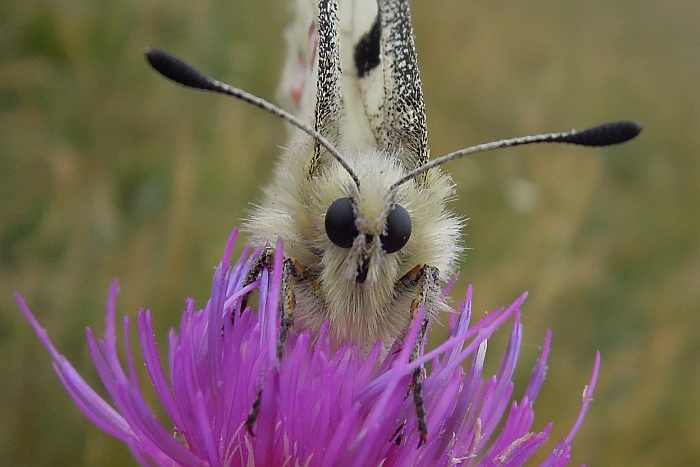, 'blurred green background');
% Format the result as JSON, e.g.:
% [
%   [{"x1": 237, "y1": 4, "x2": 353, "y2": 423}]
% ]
[{"x1": 2, "y1": 0, "x2": 698, "y2": 465}]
